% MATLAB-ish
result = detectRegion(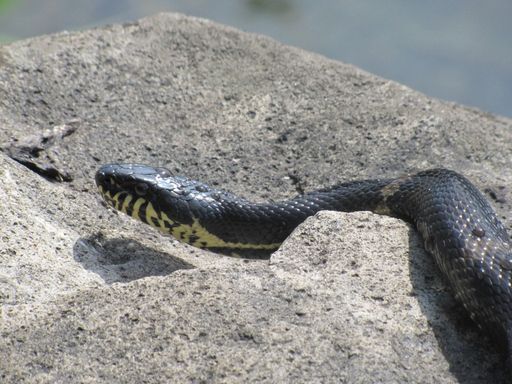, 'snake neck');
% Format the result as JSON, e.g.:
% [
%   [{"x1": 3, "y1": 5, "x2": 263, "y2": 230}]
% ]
[{"x1": 193, "y1": 178, "x2": 394, "y2": 249}]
